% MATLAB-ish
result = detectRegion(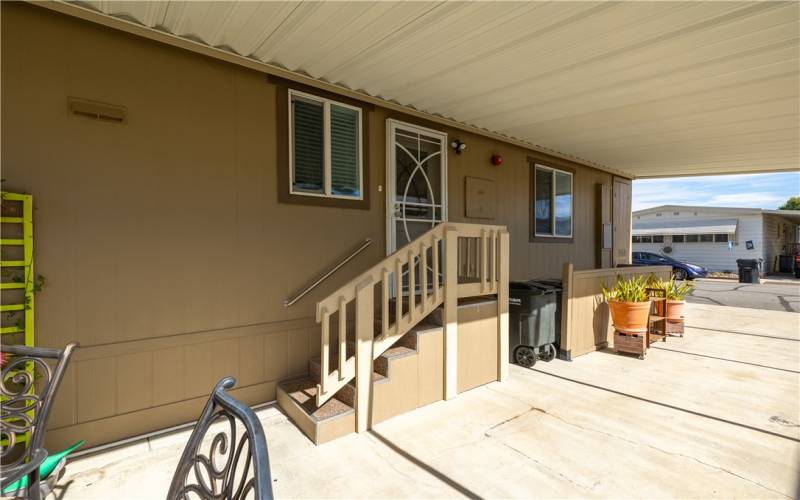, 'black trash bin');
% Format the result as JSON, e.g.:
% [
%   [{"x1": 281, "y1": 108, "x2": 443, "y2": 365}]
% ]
[
  {"x1": 509, "y1": 280, "x2": 562, "y2": 368},
  {"x1": 736, "y1": 259, "x2": 760, "y2": 284},
  {"x1": 778, "y1": 255, "x2": 794, "y2": 273}
]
